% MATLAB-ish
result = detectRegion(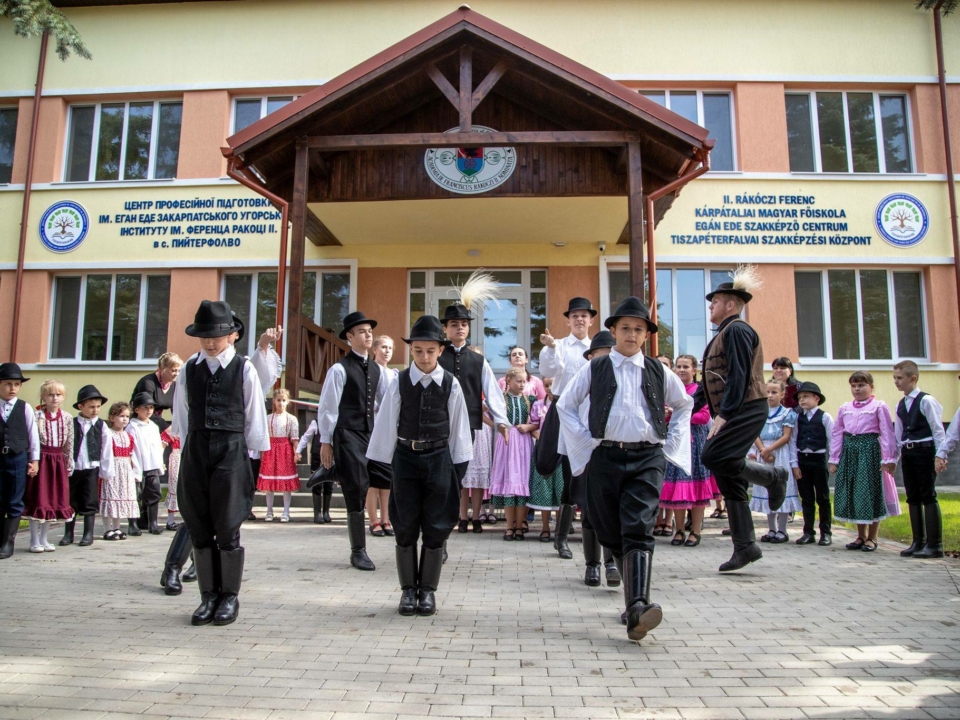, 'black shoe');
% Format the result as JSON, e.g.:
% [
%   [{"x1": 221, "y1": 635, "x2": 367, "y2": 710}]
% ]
[
  {"x1": 127, "y1": 518, "x2": 142, "y2": 537},
  {"x1": 182, "y1": 557, "x2": 197, "y2": 582},
  {"x1": 78, "y1": 515, "x2": 96, "y2": 546},
  {"x1": 148, "y1": 504, "x2": 162, "y2": 534},
  {"x1": 165, "y1": 521, "x2": 179, "y2": 531},
  {"x1": 719, "y1": 501, "x2": 763, "y2": 572},
  {"x1": 59, "y1": 519, "x2": 75, "y2": 546},
  {"x1": 0, "y1": 517, "x2": 17, "y2": 559},
  {"x1": 213, "y1": 548, "x2": 244, "y2": 625},
  {"x1": 191, "y1": 547, "x2": 220, "y2": 626},
  {"x1": 416, "y1": 546, "x2": 443, "y2": 616},
  {"x1": 913, "y1": 502, "x2": 944, "y2": 559},
  {"x1": 818, "y1": 533, "x2": 832, "y2": 546},
  {"x1": 161, "y1": 525, "x2": 193, "y2": 596},
  {"x1": 623, "y1": 550, "x2": 662, "y2": 642},
  {"x1": 603, "y1": 546, "x2": 621, "y2": 587},
  {"x1": 584, "y1": 563, "x2": 601, "y2": 587},
  {"x1": 396, "y1": 544, "x2": 418, "y2": 616},
  {"x1": 347, "y1": 511, "x2": 375, "y2": 571},
  {"x1": 796, "y1": 533, "x2": 816, "y2": 545},
  {"x1": 554, "y1": 504, "x2": 574, "y2": 559},
  {"x1": 901, "y1": 504, "x2": 926, "y2": 557},
  {"x1": 246, "y1": 511, "x2": 257, "y2": 522},
  {"x1": 582, "y1": 527, "x2": 601, "y2": 586}
]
